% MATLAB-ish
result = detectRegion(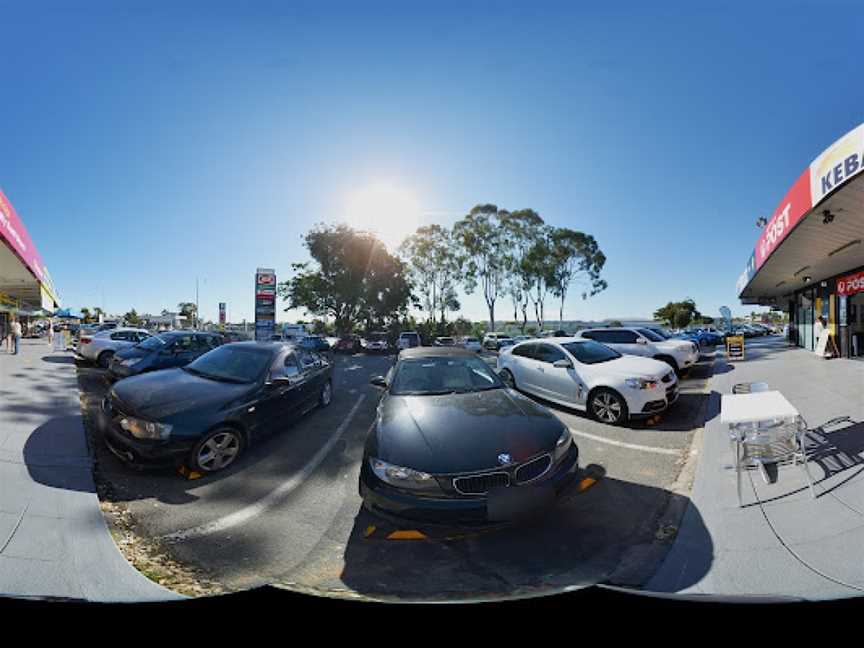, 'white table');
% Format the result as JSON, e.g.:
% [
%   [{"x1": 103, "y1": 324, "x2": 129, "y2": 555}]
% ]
[
  {"x1": 721, "y1": 391, "x2": 800, "y2": 426},
  {"x1": 721, "y1": 391, "x2": 813, "y2": 505}
]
